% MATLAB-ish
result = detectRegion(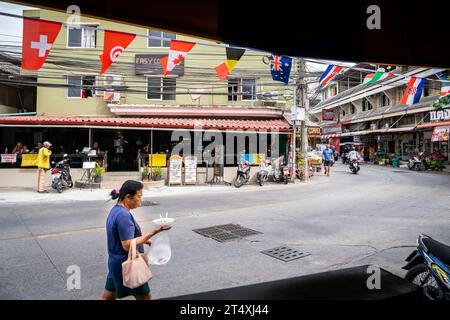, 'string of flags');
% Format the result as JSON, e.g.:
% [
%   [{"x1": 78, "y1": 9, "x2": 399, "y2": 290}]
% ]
[{"x1": 19, "y1": 16, "x2": 450, "y2": 99}]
